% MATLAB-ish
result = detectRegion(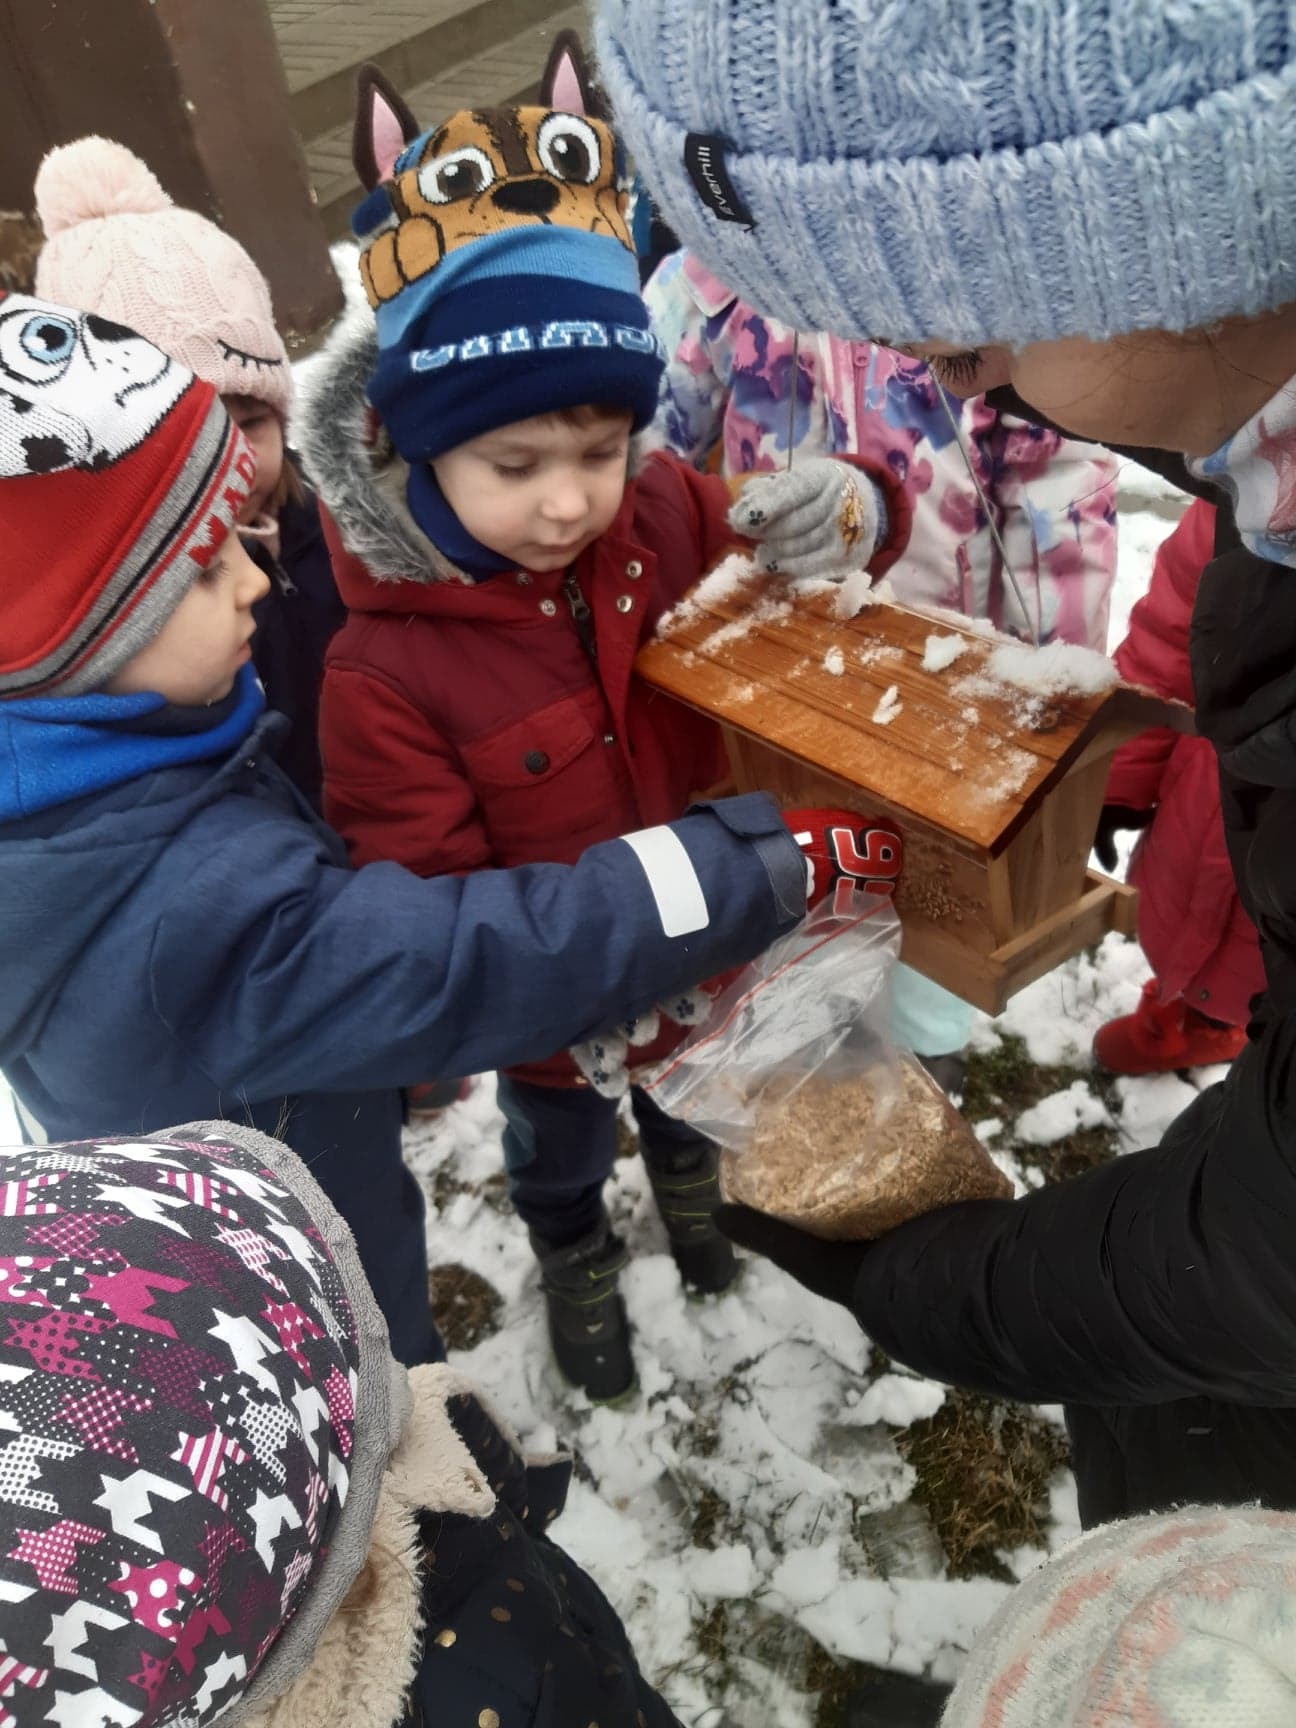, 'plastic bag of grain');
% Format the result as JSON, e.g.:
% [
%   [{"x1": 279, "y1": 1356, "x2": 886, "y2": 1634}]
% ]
[{"x1": 645, "y1": 897, "x2": 1011, "y2": 1239}]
